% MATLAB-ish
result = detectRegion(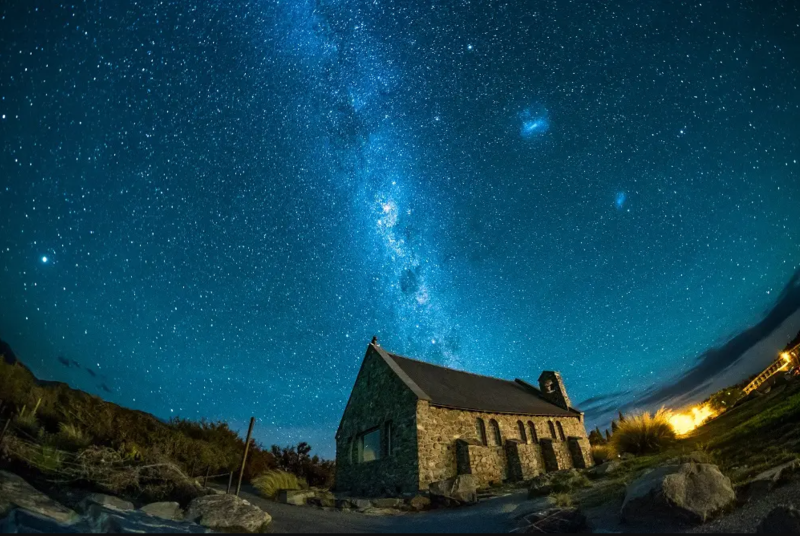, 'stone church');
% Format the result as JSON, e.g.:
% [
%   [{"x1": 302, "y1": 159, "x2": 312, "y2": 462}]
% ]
[{"x1": 335, "y1": 339, "x2": 593, "y2": 496}]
